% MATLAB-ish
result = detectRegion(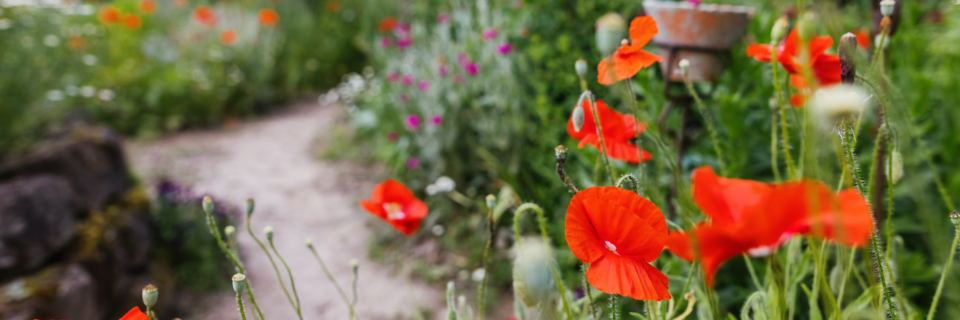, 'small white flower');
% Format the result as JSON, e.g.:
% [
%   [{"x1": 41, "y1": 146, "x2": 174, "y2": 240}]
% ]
[
  {"x1": 46, "y1": 90, "x2": 64, "y2": 101},
  {"x1": 98, "y1": 89, "x2": 115, "y2": 101},
  {"x1": 82, "y1": 54, "x2": 97, "y2": 66},
  {"x1": 809, "y1": 85, "x2": 867, "y2": 129},
  {"x1": 80, "y1": 86, "x2": 95, "y2": 97},
  {"x1": 431, "y1": 225, "x2": 444, "y2": 236},
  {"x1": 0, "y1": 19, "x2": 11, "y2": 30},
  {"x1": 65, "y1": 85, "x2": 78, "y2": 96},
  {"x1": 434, "y1": 176, "x2": 456, "y2": 192},
  {"x1": 43, "y1": 34, "x2": 59, "y2": 47},
  {"x1": 425, "y1": 184, "x2": 439, "y2": 196},
  {"x1": 471, "y1": 268, "x2": 486, "y2": 282}
]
